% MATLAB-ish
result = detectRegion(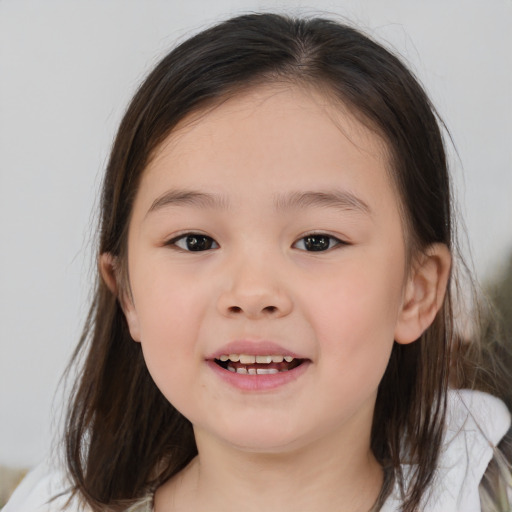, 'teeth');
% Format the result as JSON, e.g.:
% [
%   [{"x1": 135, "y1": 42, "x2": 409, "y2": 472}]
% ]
[
  {"x1": 256, "y1": 368, "x2": 279, "y2": 375},
  {"x1": 227, "y1": 365, "x2": 283, "y2": 375},
  {"x1": 219, "y1": 354, "x2": 295, "y2": 363},
  {"x1": 256, "y1": 355, "x2": 272, "y2": 364}
]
